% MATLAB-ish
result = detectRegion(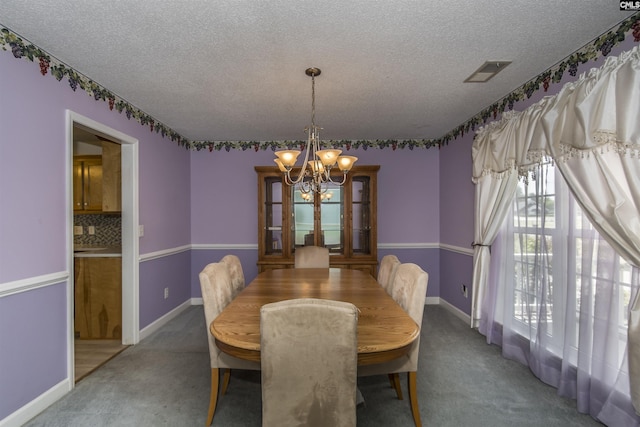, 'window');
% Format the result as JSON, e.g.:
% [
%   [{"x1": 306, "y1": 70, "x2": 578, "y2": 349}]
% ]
[{"x1": 503, "y1": 162, "x2": 636, "y2": 370}]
